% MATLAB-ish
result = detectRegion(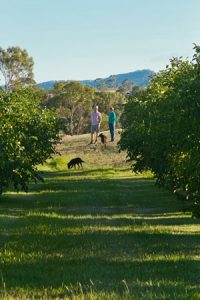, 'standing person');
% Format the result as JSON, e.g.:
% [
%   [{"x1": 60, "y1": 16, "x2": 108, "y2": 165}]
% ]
[
  {"x1": 90, "y1": 105, "x2": 102, "y2": 144},
  {"x1": 108, "y1": 106, "x2": 116, "y2": 142}
]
